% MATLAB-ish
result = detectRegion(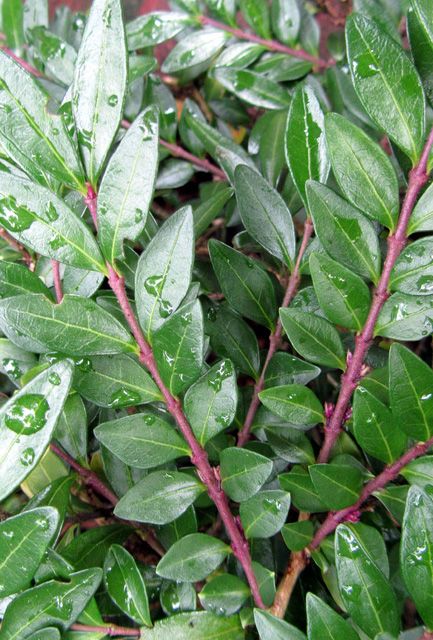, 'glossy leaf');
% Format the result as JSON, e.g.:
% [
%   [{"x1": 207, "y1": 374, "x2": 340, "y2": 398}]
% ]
[
  {"x1": 0, "y1": 361, "x2": 72, "y2": 501},
  {"x1": 0, "y1": 261, "x2": 51, "y2": 299},
  {"x1": 126, "y1": 11, "x2": 193, "y2": 49},
  {"x1": 285, "y1": 85, "x2": 329, "y2": 206},
  {"x1": 143, "y1": 611, "x2": 244, "y2": 639},
  {"x1": 259, "y1": 384, "x2": 323, "y2": 428},
  {"x1": 61, "y1": 524, "x2": 131, "y2": 570},
  {"x1": 104, "y1": 544, "x2": 151, "y2": 626},
  {"x1": 161, "y1": 29, "x2": 228, "y2": 79},
  {"x1": 408, "y1": 0, "x2": 433, "y2": 105},
  {"x1": 309, "y1": 463, "x2": 363, "y2": 510},
  {"x1": 0, "y1": 338, "x2": 37, "y2": 384},
  {"x1": 325, "y1": 112, "x2": 399, "y2": 229},
  {"x1": 98, "y1": 106, "x2": 159, "y2": 265},
  {"x1": 213, "y1": 67, "x2": 290, "y2": 110},
  {"x1": 240, "y1": 490, "x2": 291, "y2": 538},
  {"x1": 0, "y1": 294, "x2": 136, "y2": 355},
  {"x1": 375, "y1": 292, "x2": 433, "y2": 340},
  {"x1": 114, "y1": 470, "x2": 205, "y2": 524},
  {"x1": 407, "y1": 181, "x2": 433, "y2": 234},
  {"x1": 54, "y1": 394, "x2": 87, "y2": 464},
  {"x1": 346, "y1": 13, "x2": 425, "y2": 164},
  {"x1": 199, "y1": 574, "x2": 250, "y2": 616},
  {"x1": 402, "y1": 455, "x2": 433, "y2": 488},
  {"x1": 306, "y1": 592, "x2": 361, "y2": 640},
  {"x1": 209, "y1": 239, "x2": 276, "y2": 329},
  {"x1": 281, "y1": 520, "x2": 314, "y2": 551},
  {"x1": 72, "y1": 0, "x2": 127, "y2": 185},
  {"x1": 271, "y1": 0, "x2": 300, "y2": 45},
  {"x1": 390, "y1": 237, "x2": 433, "y2": 295},
  {"x1": 280, "y1": 308, "x2": 346, "y2": 370},
  {"x1": 279, "y1": 466, "x2": 326, "y2": 512},
  {"x1": 239, "y1": 0, "x2": 270, "y2": 38},
  {"x1": 254, "y1": 609, "x2": 307, "y2": 640},
  {"x1": 234, "y1": 164, "x2": 295, "y2": 267},
  {"x1": 135, "y1": 206, "x2": 194, "y2": 342},
  {"x1": 184, "y1": 359, "x2": 237, "y2": 446},
  {"x1": 220, "y1": 447, "x2": 272, "y2": 502},
  {"x1": 95, "y1": 412, "x2": 190, "y2": 469},
  {"x1": 156, "y1": 533, "x2": 230, "y2": 582}
]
